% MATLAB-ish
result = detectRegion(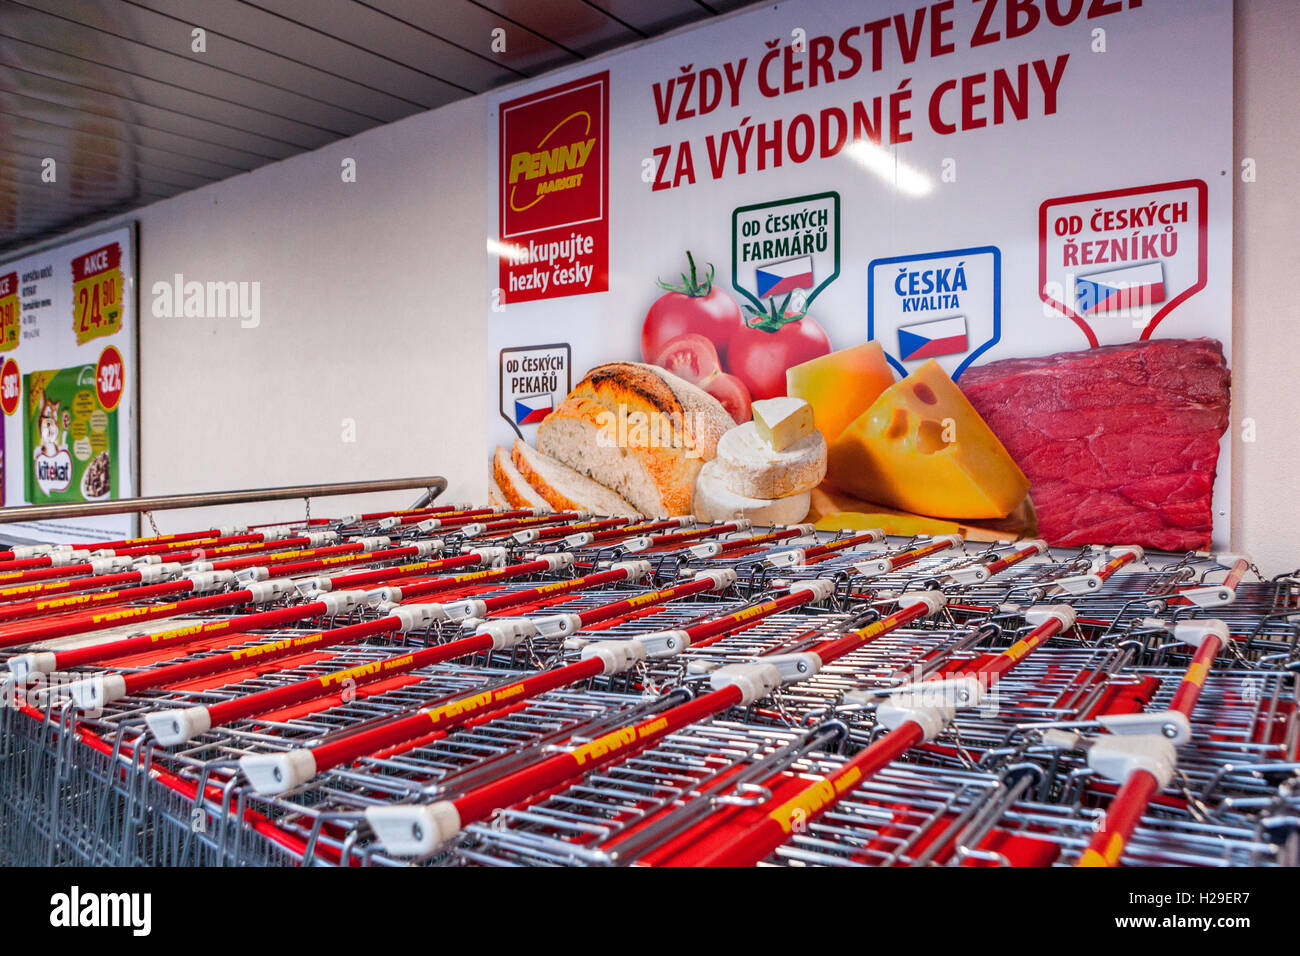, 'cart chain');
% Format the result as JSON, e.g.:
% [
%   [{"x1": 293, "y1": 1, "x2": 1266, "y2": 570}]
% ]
[
  {"x1": 520, "y1": 637, "x2": 553, "y2": 673},
  {"x1": 144, "y1": 511, "x2": 160, "y2": 537},
  {"x1": 1221, "y1": 633, "x2": 1260, "y2": 670},
  {"x1": 1173, "y1": 769, "x2": 1216, "y2": 825},
  {"x1": 634, "y1": 660, "x2": 665, "y2": 699},
  {"x1": 767, "y1": 688, "x2": 801, "y2": 728},
  {"x1": 947, "y1": 722, "x2": 980, "y2": 771}
]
